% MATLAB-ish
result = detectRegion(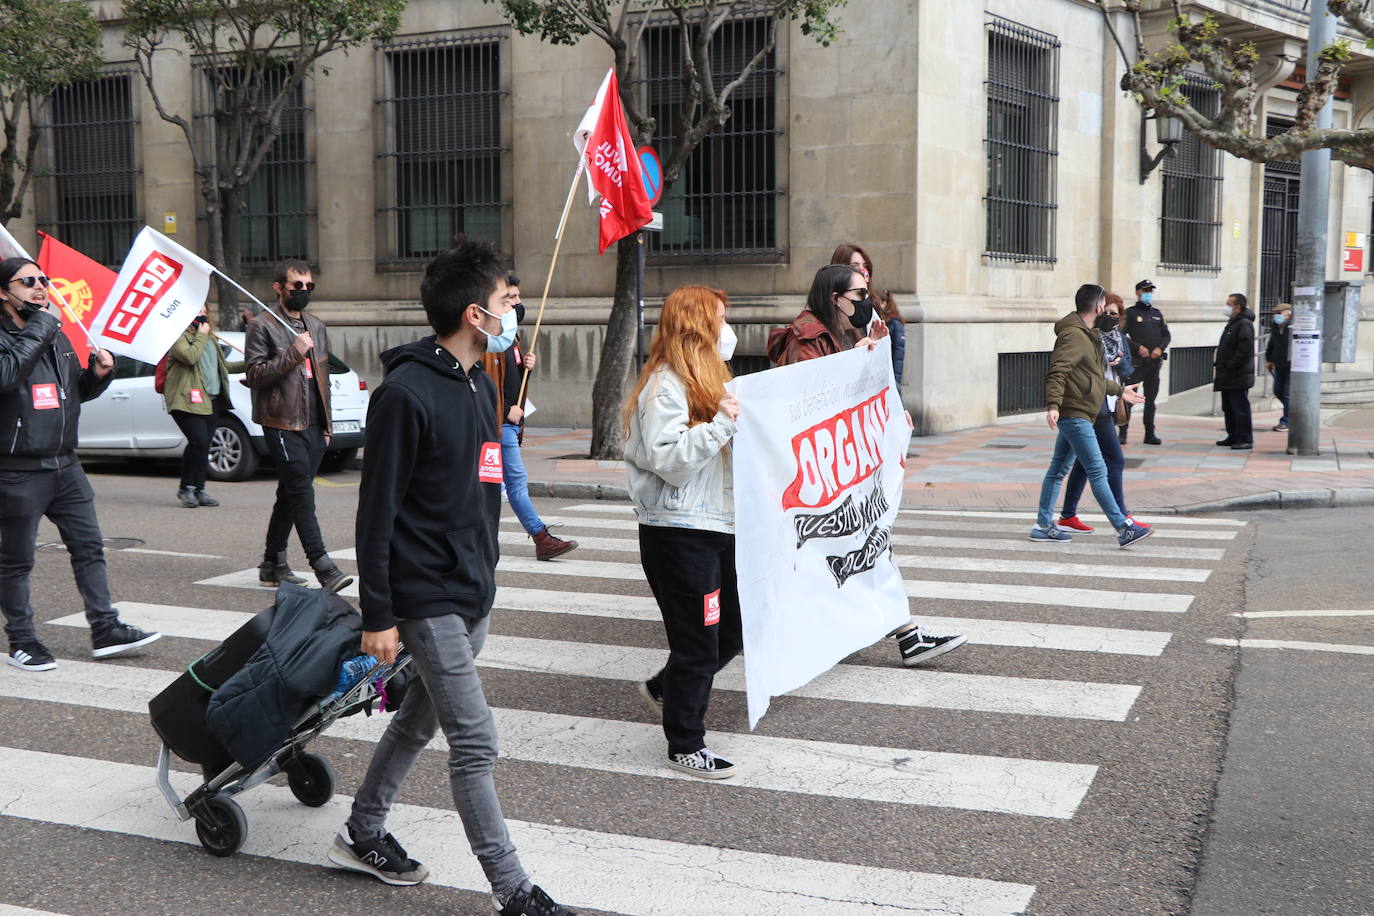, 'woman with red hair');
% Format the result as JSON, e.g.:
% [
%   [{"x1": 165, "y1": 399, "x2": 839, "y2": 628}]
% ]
[{"x1": 624, "y1": 285, "x2": 742, "y2": 780}]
